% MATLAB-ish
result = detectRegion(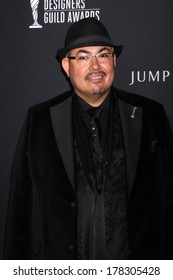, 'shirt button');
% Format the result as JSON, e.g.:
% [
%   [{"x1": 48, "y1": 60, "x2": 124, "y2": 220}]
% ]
[
  {"x1": 71, "y1": 202, "x2": 76, "y2": 208},
  {"x1": 68, "y1": 245, "x2": 74, "y2": 251},
  {"x1": 97, "y1": 184, "x2": 102, "y2": 191}
]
